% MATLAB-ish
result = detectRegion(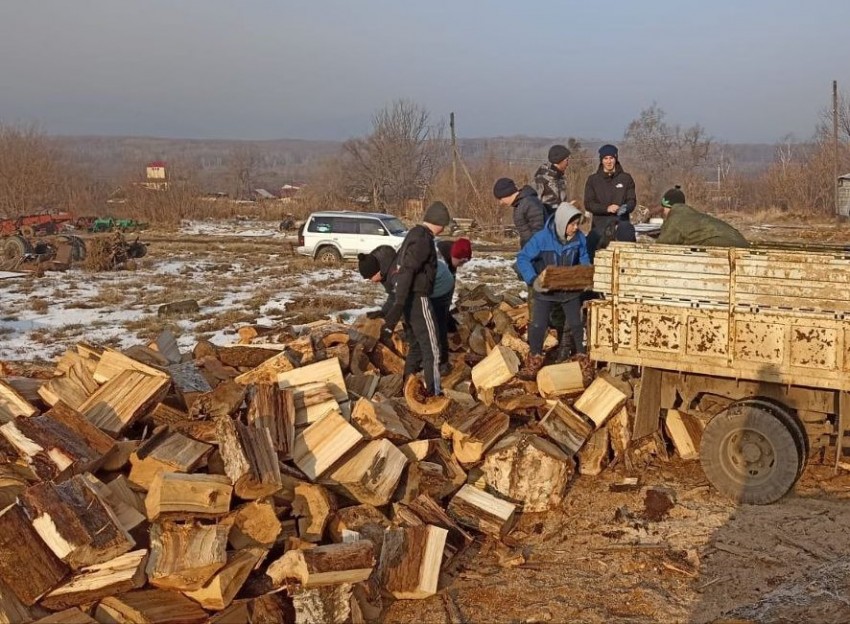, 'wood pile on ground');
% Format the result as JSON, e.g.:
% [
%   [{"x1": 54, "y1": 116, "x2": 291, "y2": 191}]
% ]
[{"x1": 0, "y1": 284, "x2": 702, "y2": 623}]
